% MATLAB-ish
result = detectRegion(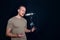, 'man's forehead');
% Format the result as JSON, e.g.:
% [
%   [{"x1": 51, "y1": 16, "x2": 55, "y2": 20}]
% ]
[{"x1": 20, "y1": 6, "x2": 26, "y2": 9}]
